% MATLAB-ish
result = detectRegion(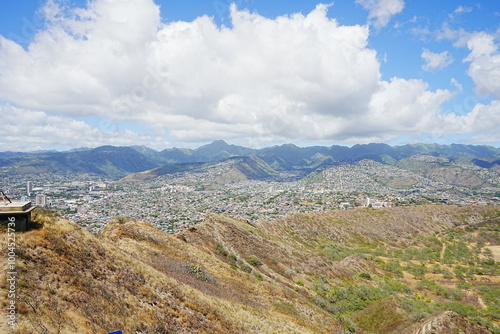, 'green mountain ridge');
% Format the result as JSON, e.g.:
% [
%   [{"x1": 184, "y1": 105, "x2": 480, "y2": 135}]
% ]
[{"x1": 1, "y1": 141, "x2": 499, "y2": 178}]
